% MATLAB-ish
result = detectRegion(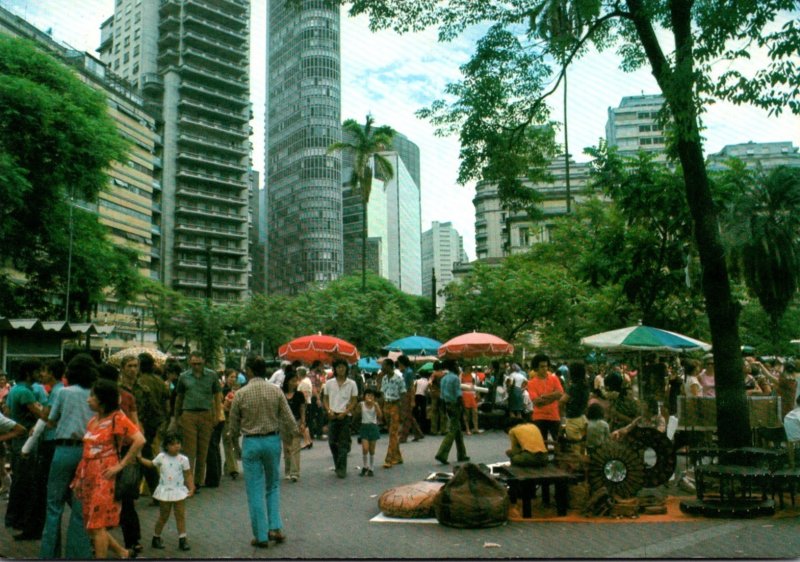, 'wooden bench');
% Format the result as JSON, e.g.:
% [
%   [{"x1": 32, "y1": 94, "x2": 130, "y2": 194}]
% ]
[
  {"x1": 493, "y1": 465, "x2": 580, "y2": 518},
  {"x1": 695, "y1": 464, "x2": 771, "y2": 502}
]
